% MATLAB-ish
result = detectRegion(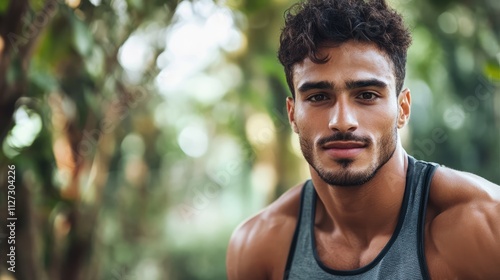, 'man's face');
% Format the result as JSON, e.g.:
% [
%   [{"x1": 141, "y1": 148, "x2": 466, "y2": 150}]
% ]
[{"x1": 287, "y1": 41, "x2": 409, "y2": 186}]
